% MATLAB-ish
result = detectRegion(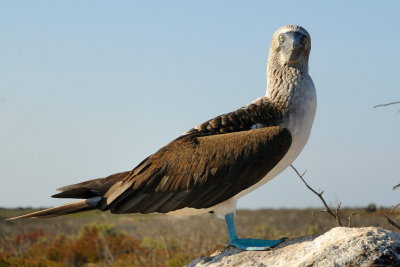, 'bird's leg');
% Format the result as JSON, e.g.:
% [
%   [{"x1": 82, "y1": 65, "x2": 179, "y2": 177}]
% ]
[{"x1": 224, "y1": 212, "x2": 286, "y2": 251}]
